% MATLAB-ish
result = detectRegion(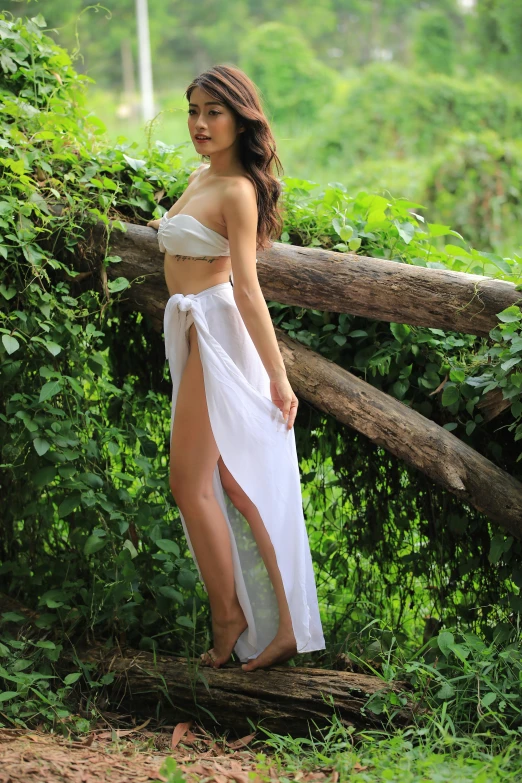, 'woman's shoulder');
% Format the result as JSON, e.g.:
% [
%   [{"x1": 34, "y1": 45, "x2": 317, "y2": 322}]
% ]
[{"x1": 188, "y1": 162, "x2": 210, "y2": 183}]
